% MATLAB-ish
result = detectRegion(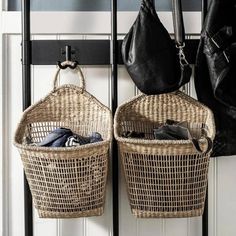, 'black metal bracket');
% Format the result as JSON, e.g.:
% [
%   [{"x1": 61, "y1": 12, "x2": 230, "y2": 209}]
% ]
[
  {"x1": 30, "y1": 39, "x2": 199, "y2": 65},
  {"x1": 31, "y1": 40, "x2": 110, "y2": 65},
  {"x1": 61, "y1": 45, "x2": 76, "y2": 61}
]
